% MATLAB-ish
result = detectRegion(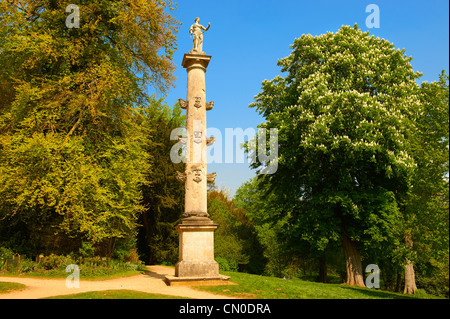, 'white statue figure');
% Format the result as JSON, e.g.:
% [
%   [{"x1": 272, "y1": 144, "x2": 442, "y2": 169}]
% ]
[{"x1": 190, "y1": 17, "x2": 210, "y2": 53}]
